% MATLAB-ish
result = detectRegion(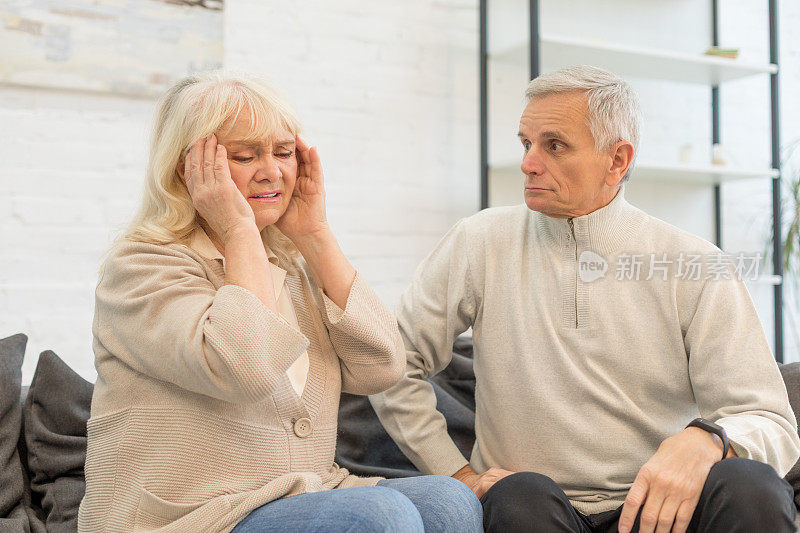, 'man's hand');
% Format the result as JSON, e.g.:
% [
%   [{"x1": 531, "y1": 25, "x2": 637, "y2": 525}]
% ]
[
  {"x1": 618, "y1": 427, "x2": 737, "y2": 533},
  {"x1": 452, "y1": 464, "x2": 516, "y2": 499}
]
